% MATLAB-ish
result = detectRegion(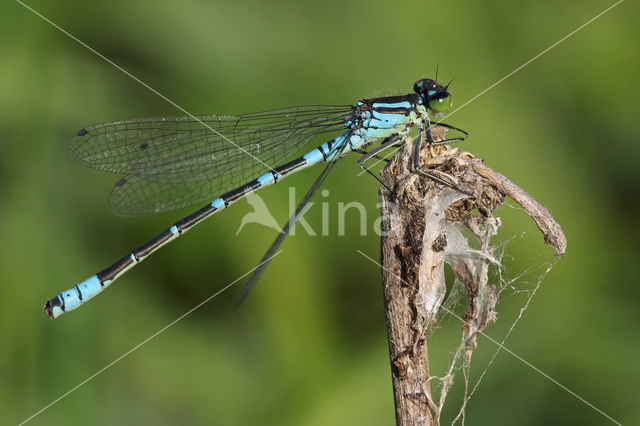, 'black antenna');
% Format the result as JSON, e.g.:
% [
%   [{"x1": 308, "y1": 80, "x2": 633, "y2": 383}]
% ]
[
  {"x1": 435, "y1": 63, "x2": 439, "y2": 82},
  {"x1": 445, "y1": 78, "x2": 455, "y2": 90}
]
